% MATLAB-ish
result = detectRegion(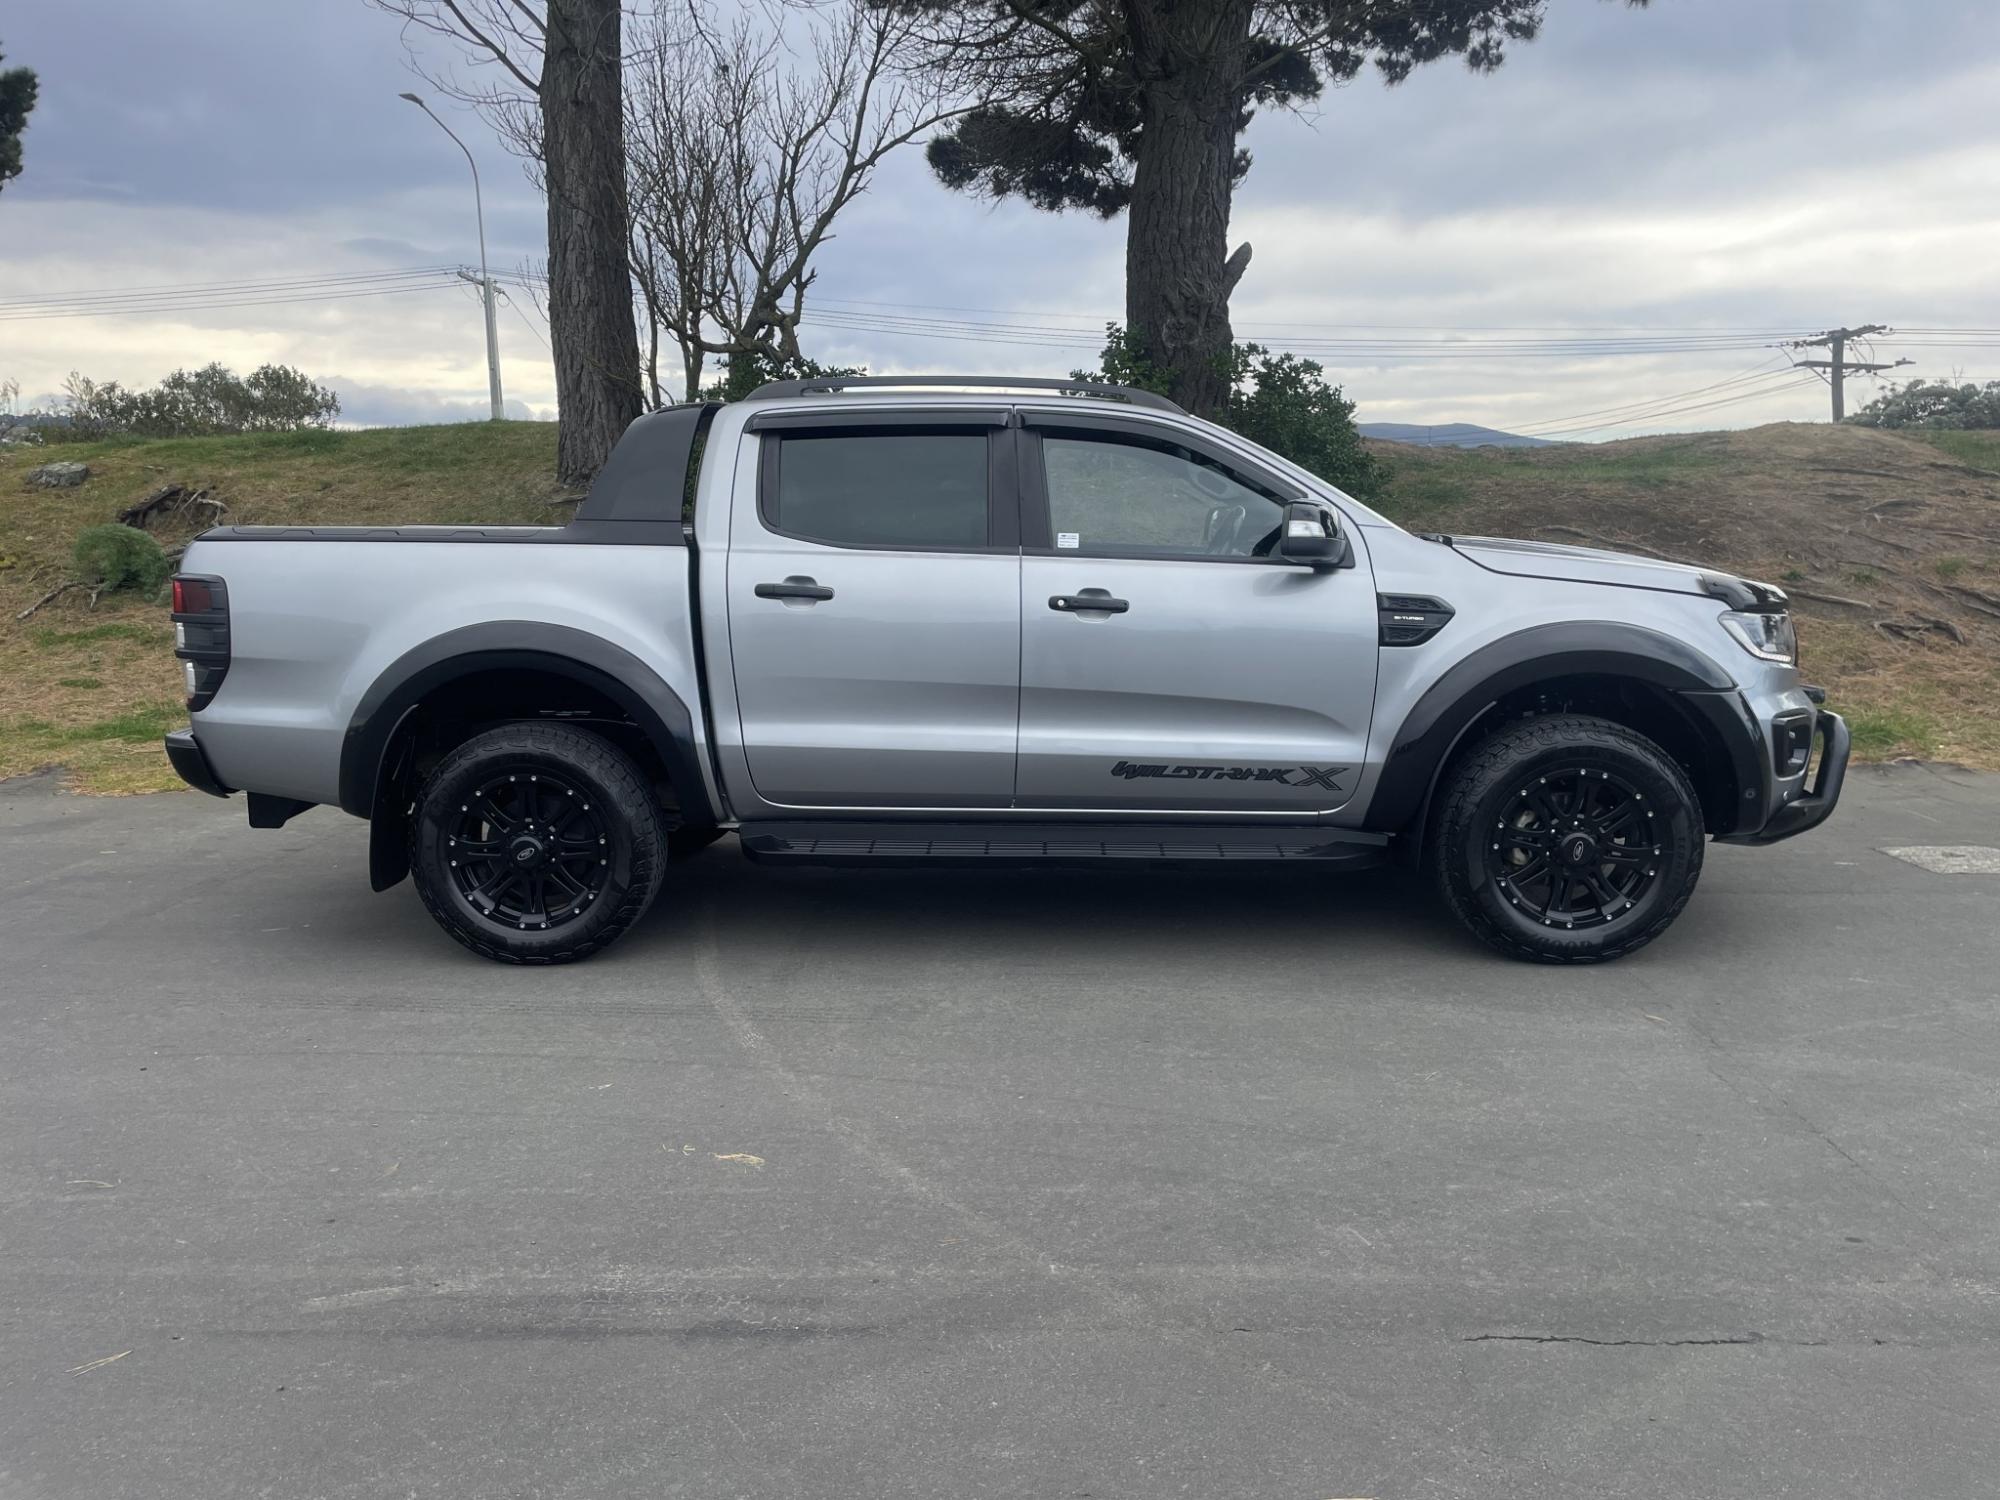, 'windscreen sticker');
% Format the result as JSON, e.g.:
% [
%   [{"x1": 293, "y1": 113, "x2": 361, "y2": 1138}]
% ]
[{"x1": 1056, "y1": 532, "x2": 1080, "y2": 549}]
